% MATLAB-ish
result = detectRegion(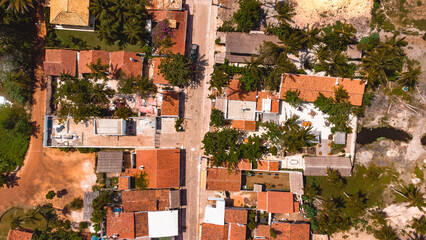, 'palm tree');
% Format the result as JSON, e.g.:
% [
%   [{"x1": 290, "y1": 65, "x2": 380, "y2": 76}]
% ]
[
  {"x1": 87, "y1": 58, "x2": 109, "y2": 81},
  {"x1": 314, "y1": 45, "x2": 330, "y2": 64},
  {"x1": 97, "y1": 23, "x2": 118, "y2": 46},
  {"x1": 361, "y1": 48, "x2": 401, "y2": 86},
  {"x1": 258, "y1": 41, "x2": 286, "y2": 65},
  {"x1": 89, "y1": 0, "x2": 115, "y2": 22},
  {"x1": 123, "y1": 20, "x2": 144, "y2": 45},
  {"x1": 395, "y1": 184, "x2": 425, "y2": 211},
  {"x1": 374, "y1": 225, "x2": 398, "y2": 240},
  {"x1": 209, "y1": 69, "x2": 229, "y2": 94},
  {"x1": 273, "y1": 1, "x2": 296, "y2": 25},
  {"x1": 399, "y1": 65, "x2": 421, "y2": 88},
  {"x1": 134, "y1": 76, "x2": 156, "y2": 98},
  {"x1": 10, "y1": 216, "x2": 24, "y2": 230},
  {"x1": 0, "y1": 0, "x2": 33, "y2": 13},
  {"x1": 241, "y1": 56, "x2": 264, "y2": 91},
  {"x1": 301, "y1": 25, "x2": 321, "y2": 49},
  {"x1": 334, "y1": 21, "x2": 356, "y2": 43},
  {"x1": 281, "y1": 31, "x2": 303, "y2": 57},
  {"x1": 410, "y1": 216, "x2": 426, "y2": 235}
]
